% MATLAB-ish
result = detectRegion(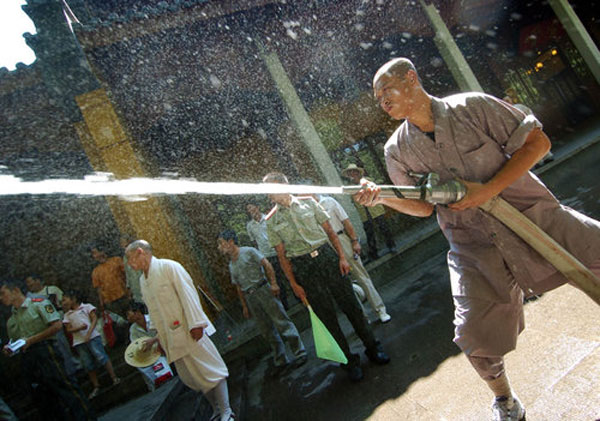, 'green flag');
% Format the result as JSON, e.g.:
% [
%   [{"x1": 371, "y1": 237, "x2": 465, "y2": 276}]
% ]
[{"x1": 308, "y1": 305, "x2": 348, "y2": 364}]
